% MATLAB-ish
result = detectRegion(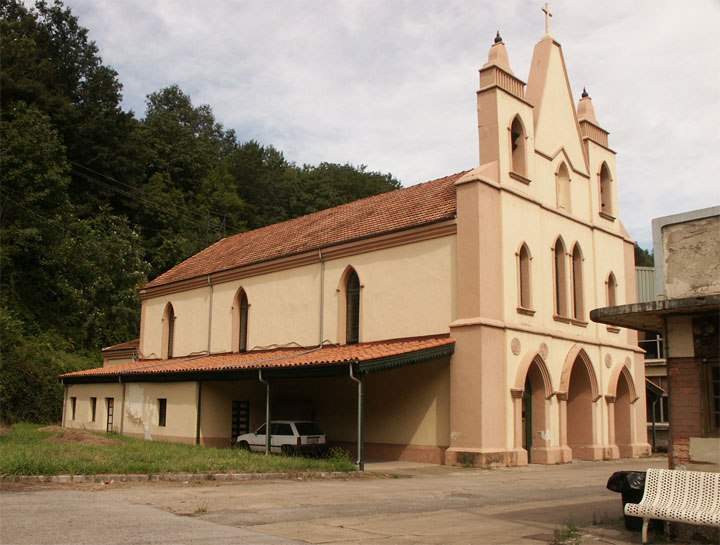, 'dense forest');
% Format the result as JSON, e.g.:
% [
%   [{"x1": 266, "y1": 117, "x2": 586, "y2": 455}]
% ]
[{"x1": 0, "y1": 0, "x2": 401, "y2": 422}]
